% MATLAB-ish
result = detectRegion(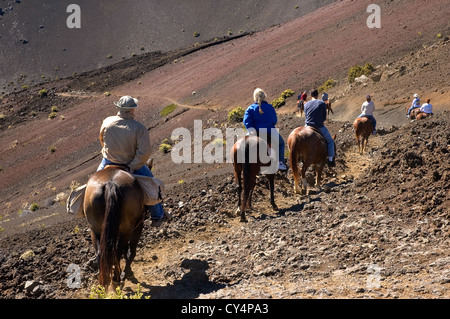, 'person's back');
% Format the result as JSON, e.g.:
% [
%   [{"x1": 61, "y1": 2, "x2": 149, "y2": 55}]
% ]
[
  {"x1": 304, "y1": 99, "x2": 327, "y2": 128},
  {"x1": 101, "y1": 114, "x2": 148, "y2": 168},
  {"x1": 361, "y1": 100, "x2": 375, "y2": 116},
  {"x1": 420, "y1": 99, "x2": 433, "y2": 114}
]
